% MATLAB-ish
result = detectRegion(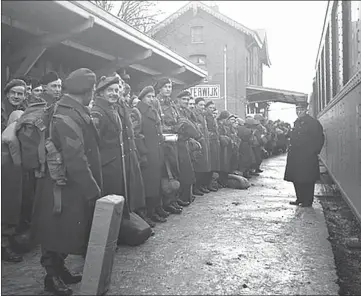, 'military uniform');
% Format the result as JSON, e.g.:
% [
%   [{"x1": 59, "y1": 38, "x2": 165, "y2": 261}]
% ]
[{"x1": 284, "y1": 113, "x2": 324, "y2": 206}]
